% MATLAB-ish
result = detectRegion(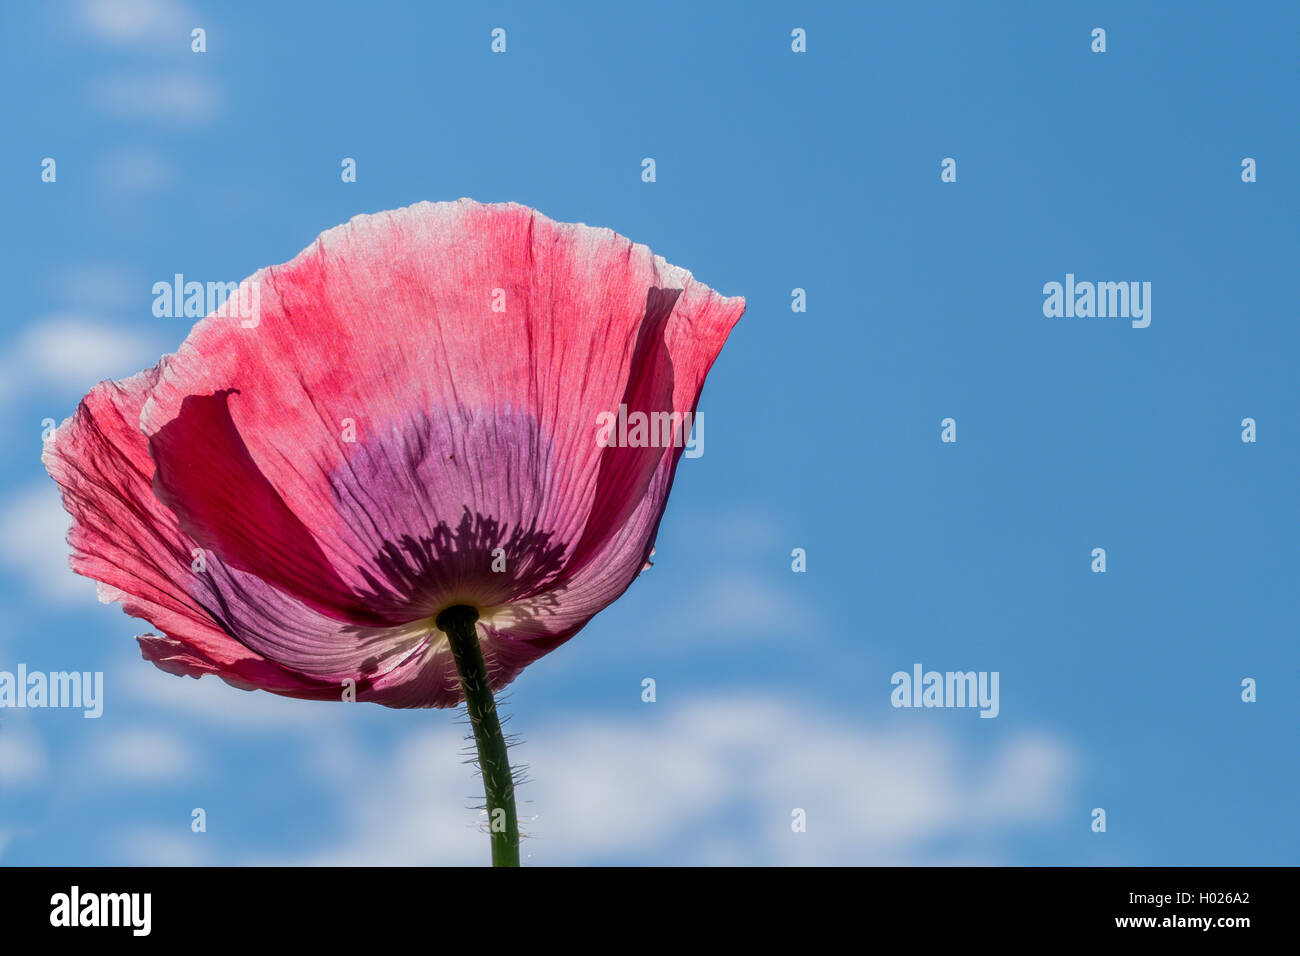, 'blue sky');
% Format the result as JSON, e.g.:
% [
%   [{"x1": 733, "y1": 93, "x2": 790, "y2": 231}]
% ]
[{"x1": 1, "y1": 0, "x2": 1296, "y2": 865}]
